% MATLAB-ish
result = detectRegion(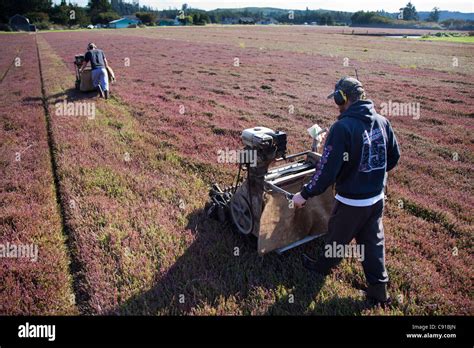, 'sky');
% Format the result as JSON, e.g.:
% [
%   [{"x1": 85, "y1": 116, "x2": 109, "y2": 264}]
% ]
[{"x1": 63, "y1": 0, "x2": 474, "y2": 12}]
